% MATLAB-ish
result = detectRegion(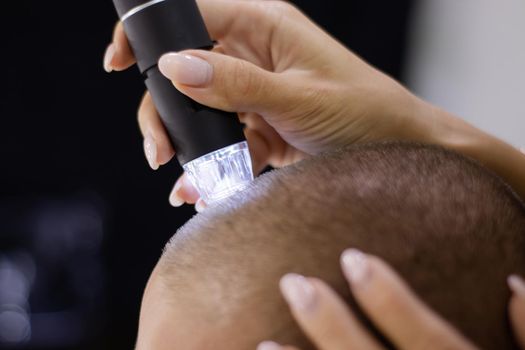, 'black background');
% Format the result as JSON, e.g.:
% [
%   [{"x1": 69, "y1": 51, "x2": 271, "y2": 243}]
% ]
[{"x1": 0, "y1": 1, "x2": 413, "y2": 348}]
